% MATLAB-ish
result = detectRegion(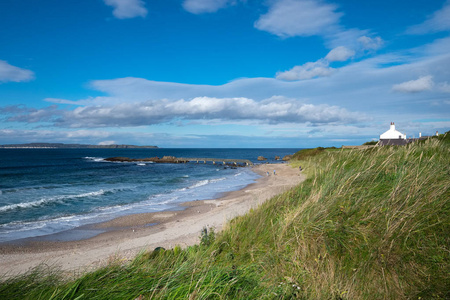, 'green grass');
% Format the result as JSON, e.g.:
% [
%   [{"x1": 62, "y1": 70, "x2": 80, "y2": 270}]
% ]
[
  {"x1": 291, "y1": 146, "x2": 338, "y2": 161},
  {"x1": 1, "y1": 135, "x2": 449, "y2": 299}
]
